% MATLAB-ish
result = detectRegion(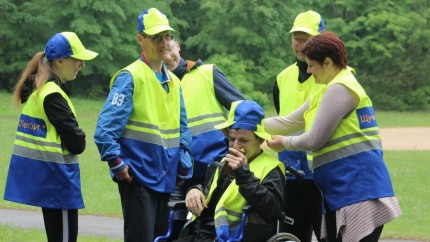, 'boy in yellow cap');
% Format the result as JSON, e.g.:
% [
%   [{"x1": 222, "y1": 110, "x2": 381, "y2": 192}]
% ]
[
  {"x1": 174, "y1": 100, "x2": 285, "y2": 242},
  {"x1": 271, "y1": 10, "x2": 326, "y2": 242},
  {"x1": 4, "y1": 31, "x2": 98, "y2": 242},
  {"x1": 94, "y1": 8, "x2": 193, "y2": 241}
]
